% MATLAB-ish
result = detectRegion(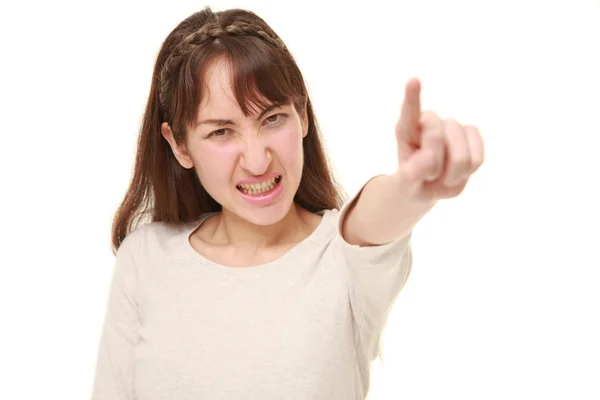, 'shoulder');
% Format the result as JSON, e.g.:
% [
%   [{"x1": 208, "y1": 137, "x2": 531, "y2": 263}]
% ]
[
  {"x1": 117, "y1": 218, "x2": 202, "y2": 261},
  {"x1": 319, "y1": 207, "x2": 413, "y2": 261},
  {"x1": 306, "y1": 208, "x2": 343, "y2": 247}
]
